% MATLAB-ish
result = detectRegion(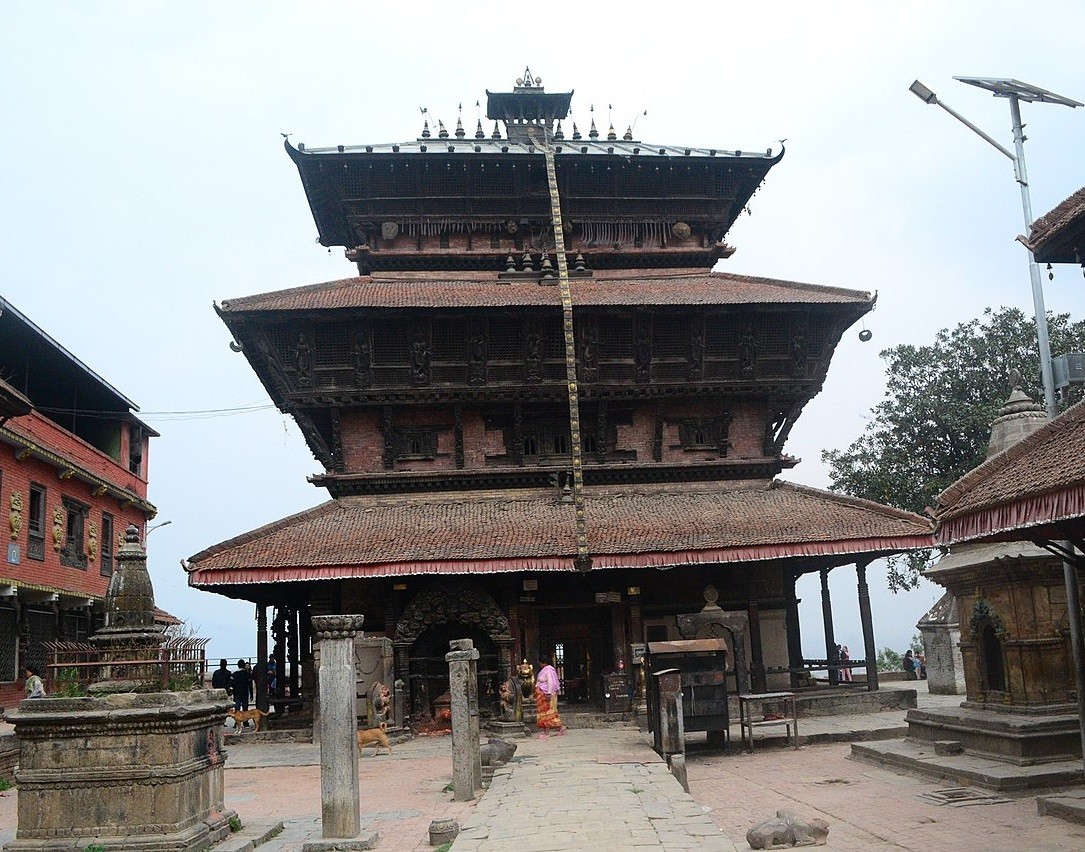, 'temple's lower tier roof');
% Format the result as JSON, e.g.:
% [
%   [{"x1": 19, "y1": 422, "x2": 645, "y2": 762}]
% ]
[
  {"x1": 217, "y1": 269, "x2": 874, "y2": 315},
  {"x1": 186, "y1": 480, "x2": 931, "y2": 586}
]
